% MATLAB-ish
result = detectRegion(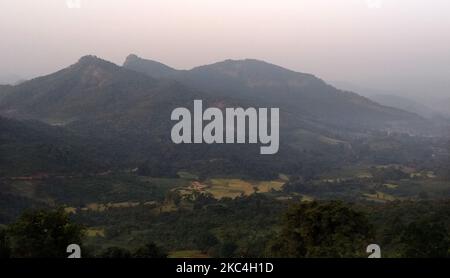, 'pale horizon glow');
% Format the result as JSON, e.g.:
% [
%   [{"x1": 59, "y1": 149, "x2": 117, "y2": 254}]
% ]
[{"x1": 1, "y1": 0, "x2": 449, "y2": 98}]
